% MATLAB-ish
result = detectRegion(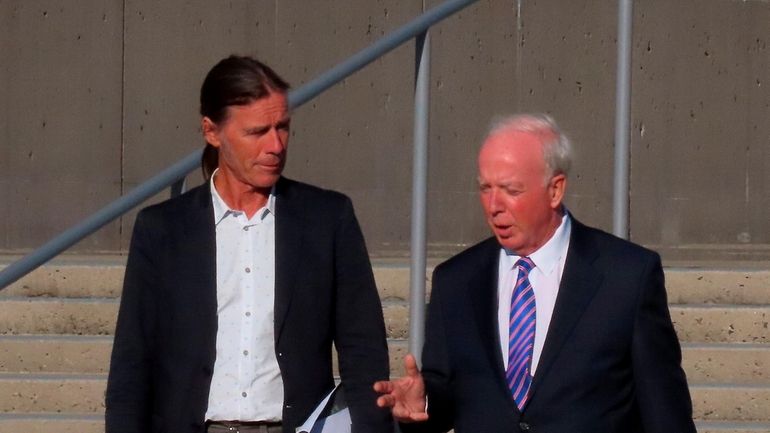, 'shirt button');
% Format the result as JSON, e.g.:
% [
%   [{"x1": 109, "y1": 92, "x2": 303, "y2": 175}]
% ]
[
  {"x1": 243, "y1": 226, "x2": 249, "y2": 231},
  {"x1": 245, "y1": 267, "x2": 251, "y2": 273},
  {"x1": 243, "y1": 350, "x2": 249, "y2": 356},
  {"x1": 245, "y1": 311, "x2": 251, "y2": 317},
  {"x1": 519, "y1": 422, "x2": 531, "y2": 431},
  {"x1": 242, "y1": 392, "x2": 247, "y2": 398}
]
